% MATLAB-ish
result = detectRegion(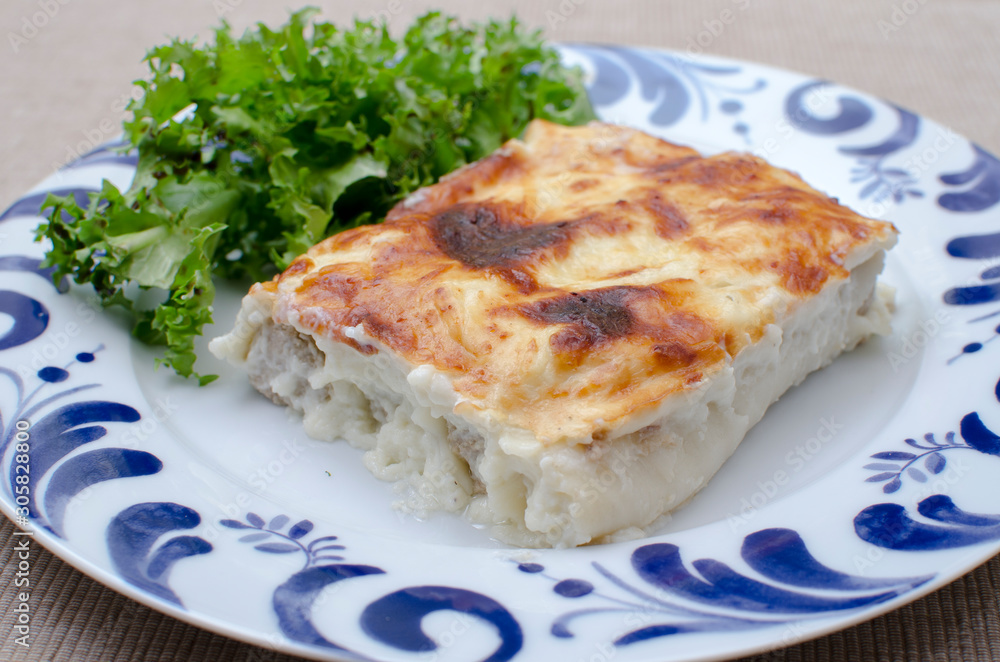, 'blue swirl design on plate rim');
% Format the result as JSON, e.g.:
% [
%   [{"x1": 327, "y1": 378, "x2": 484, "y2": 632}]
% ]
[
  {"x1": 784, "y1": 82, "x2": 925, "y2": 204},
  {"x1": 783, "y1": 79, "x2": 1000, "y2": 214},
  {"x1": 856, "y1": 495, "x2": 1000, "y2": 552},
  {"x1": 518, "y1": 528, "x2": 931, "y2": 646},
  {"x1": 781, "y1": 78, "x2": 1000, "y2": 375},
  {"x1": 938, "y1": 144, "x2": 1000, "y2": 319},
  {"x1": 221, "y1": 512, "x2": 523, "y2": 662},
  {"x1": 942, "y1": 229, "x2": 1000, "y2": 317},
  {"x1": 107, "y1": 502, "x2": 213, "y2": 606},
  {"x1": 0, "y1": 46, "x2": 998, "y2": 658},
  {"x1": 0, "y1": 254, "x2": 209, "y2": 606},
  {"x1": 568, "y1": 44, "x2": 766, "y2": 142}
]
